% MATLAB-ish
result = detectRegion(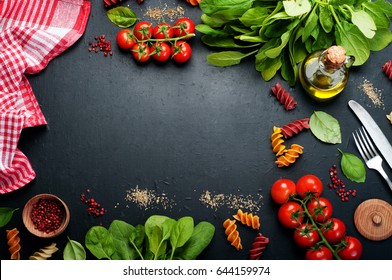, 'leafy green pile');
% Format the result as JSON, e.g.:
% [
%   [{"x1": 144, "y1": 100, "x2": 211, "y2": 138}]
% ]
[
  {"x1": 196, "y1": 0, "x2": 392, "y2": 85},
  {"x1": 64, "y1": 216, "x2": 215, "y2": 260}
]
